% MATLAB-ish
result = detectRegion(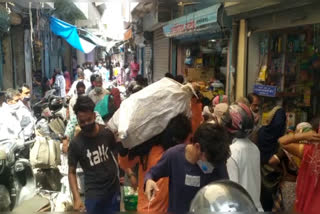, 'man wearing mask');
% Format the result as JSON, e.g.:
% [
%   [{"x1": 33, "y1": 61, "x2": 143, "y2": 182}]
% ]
[
  {"x1": 67, "y1": 68, "x2": 91, "y2": 99},
  {"x1": 144, "y1": 122, "x2": 230, "y2": 213},
  {"x1": 68, "y1": 96, "x2": 120, "y2": 213},
  {"x1": 88, "y1": 76, "x2": 109, "y2": 105},
  {"x1": 69, "y1": 82, "x2": 86, "y2": 118},
  {"x1": 19, "y1": 84, "x2": 32, "y2": 109},
  {"x1": 3, "y1": 89, "x2": 35, "y2": 140}
]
